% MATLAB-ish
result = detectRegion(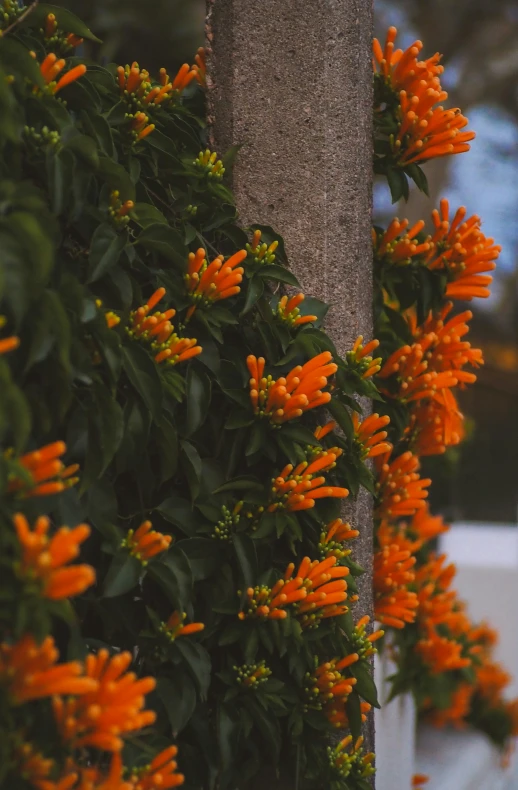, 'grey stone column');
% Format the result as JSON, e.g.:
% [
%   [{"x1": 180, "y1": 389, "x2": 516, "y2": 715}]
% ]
[{"x1": 206, "y1": 0, "x2": 375, "y2": 782}]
